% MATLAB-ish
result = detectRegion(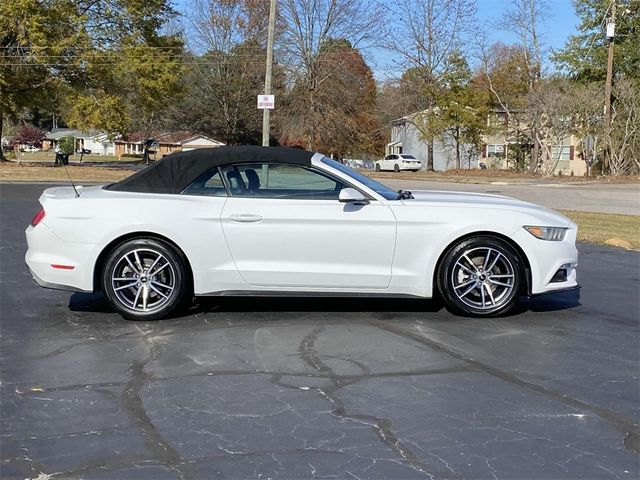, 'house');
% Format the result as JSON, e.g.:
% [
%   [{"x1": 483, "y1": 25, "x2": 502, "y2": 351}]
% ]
[
  {"x1": 388, "y1": 113, "x2": 478, "y2": 170},
  {"x1": 479, "y1": 110, "x2": 586, "y2": 175},
  {"x1": 42, "y1": 128, "x2": 116, "y2": 155},
  {"x1": 42, "y1": 128, "x2": 83, "y2": 151},
  {"x1": 114, "y1": 131, "x2": 224, "y2": 159},
  {"x1": 1, "y1": 136, "x2": 15, "y2": 152},
  {"x1": 79, "y1": 132, "x2": 115, "y2": 155},
  {"x1": 389, "y1": 109, "x2": 586, "y2": 175}
]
